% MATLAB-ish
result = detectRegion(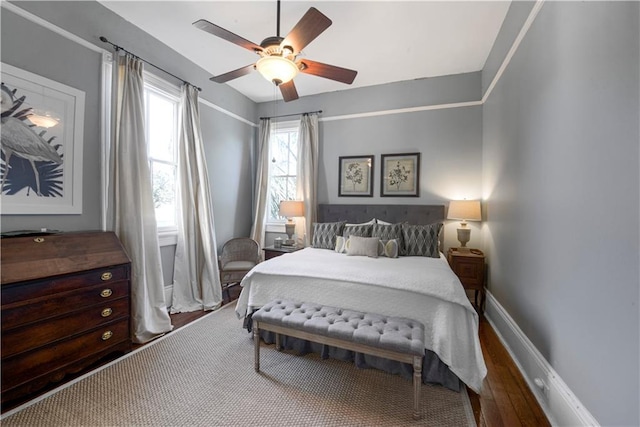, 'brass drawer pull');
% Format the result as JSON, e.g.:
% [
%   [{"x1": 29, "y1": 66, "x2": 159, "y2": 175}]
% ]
[
  {"x1": 34, "y1": 237, "x2": 45, "y2": 243},
  {"x1": 101, "y1": 307, "x2": 113, "y2": 317},
  {"x1": 101, "y1": 330, "x2": 113, "y2": 341},
  {"x1": 101, "y1": 272, "x2": 113, "y2": 281},
  {"x1": 100, "y1": 288, "x2": 113, "y2": 298}
]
